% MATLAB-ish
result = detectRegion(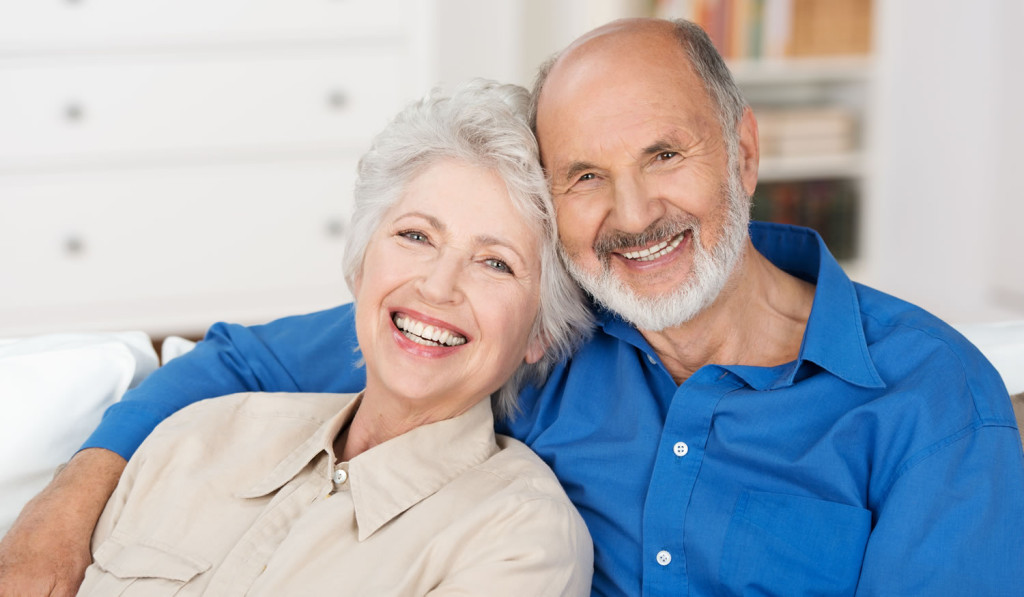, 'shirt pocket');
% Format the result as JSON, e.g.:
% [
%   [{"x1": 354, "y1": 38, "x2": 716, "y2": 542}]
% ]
[
  {"x1": 718, "y1": 490, "x2": 871, "y2": 597},
  {"x1": 79, "y1": 536, "x2": 211, "y2": 596}
]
